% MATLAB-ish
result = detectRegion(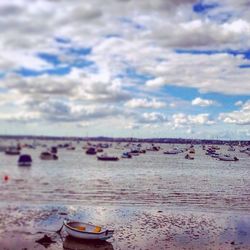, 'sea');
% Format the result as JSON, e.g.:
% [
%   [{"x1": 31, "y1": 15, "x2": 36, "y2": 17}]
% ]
[{"x1": 0, "y1": 140, "x2": 249, "y2": 249}]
